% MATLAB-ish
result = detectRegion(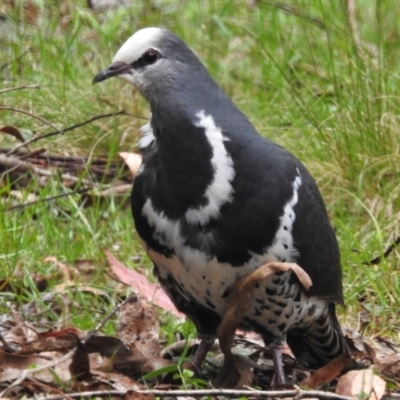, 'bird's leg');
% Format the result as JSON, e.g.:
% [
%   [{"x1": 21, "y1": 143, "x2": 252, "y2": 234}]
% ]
[
  {"x1": 271, "y1": 344, "x2": 285, "y2": 387},
  {"x1": 191, "y1": 337, "x2": 215, "y2": 370}
]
